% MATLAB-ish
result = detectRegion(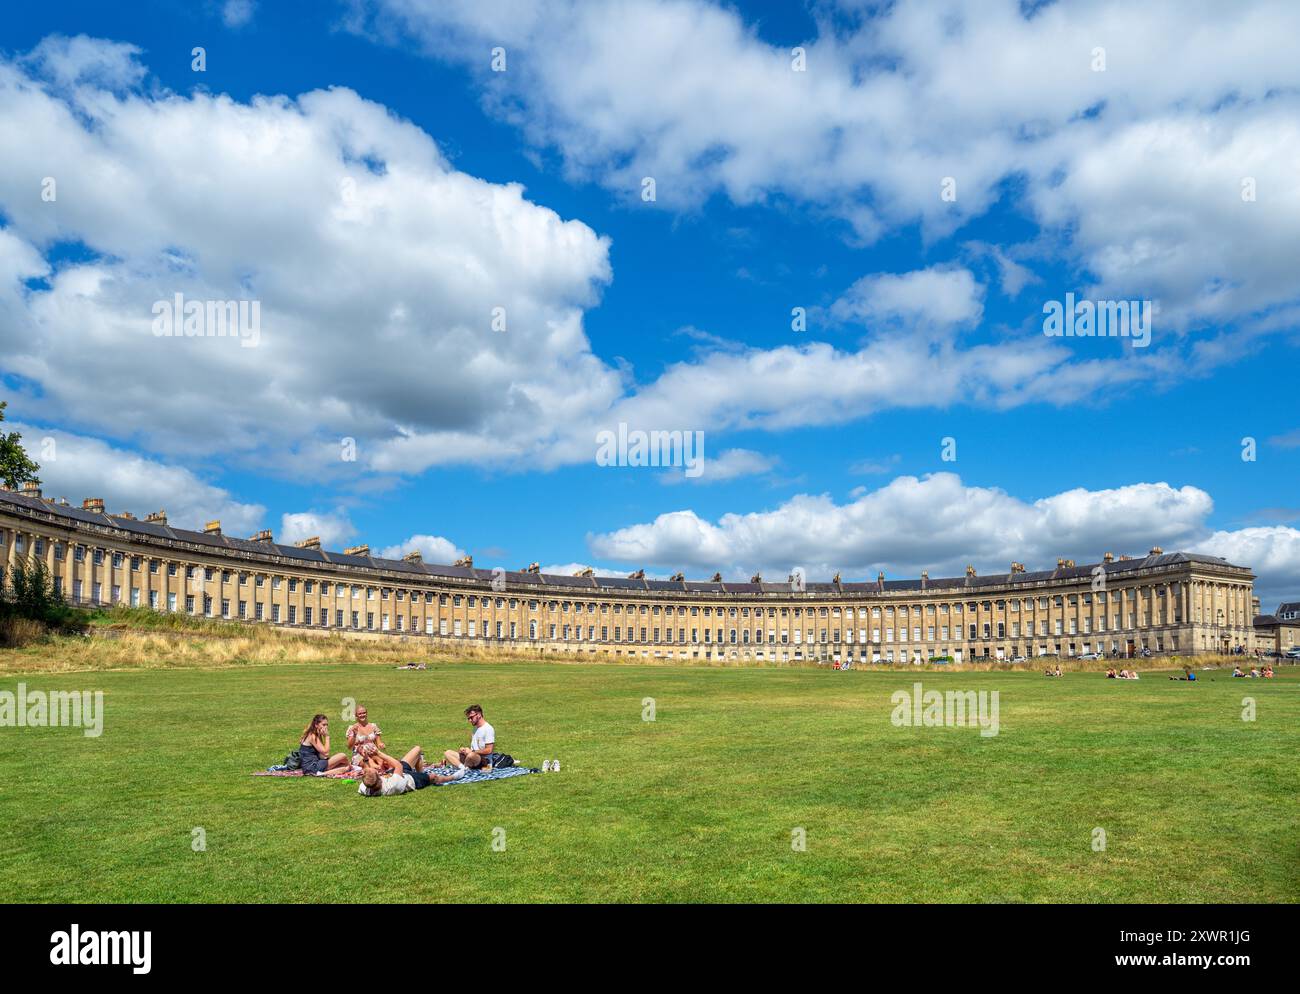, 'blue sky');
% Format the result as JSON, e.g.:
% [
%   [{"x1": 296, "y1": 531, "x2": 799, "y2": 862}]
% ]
[{"x1": 1, "y1": 1, "x2": 1298, "y2": 604}]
